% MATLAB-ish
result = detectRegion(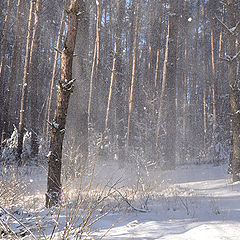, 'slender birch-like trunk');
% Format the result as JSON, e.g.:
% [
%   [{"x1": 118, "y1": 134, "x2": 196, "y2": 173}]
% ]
[
  {"x1": 28, "y1": 0, "x2": 42, "y2": 157},
  {"x1": 209, "y1": 0, "x2": 218, "y2": 161},
  {"x1": 155, "y1": 24, "x2": 169, "y2": 149},
  {"x1": 126, "y1": 0, "x2": 140, "y2": 146},
  {"x1": 182, "y1": 0, "x2": 189, "y2": 160},
  {"x1": 88, "y1": 2, "x2": 101, "y2": 125}
]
